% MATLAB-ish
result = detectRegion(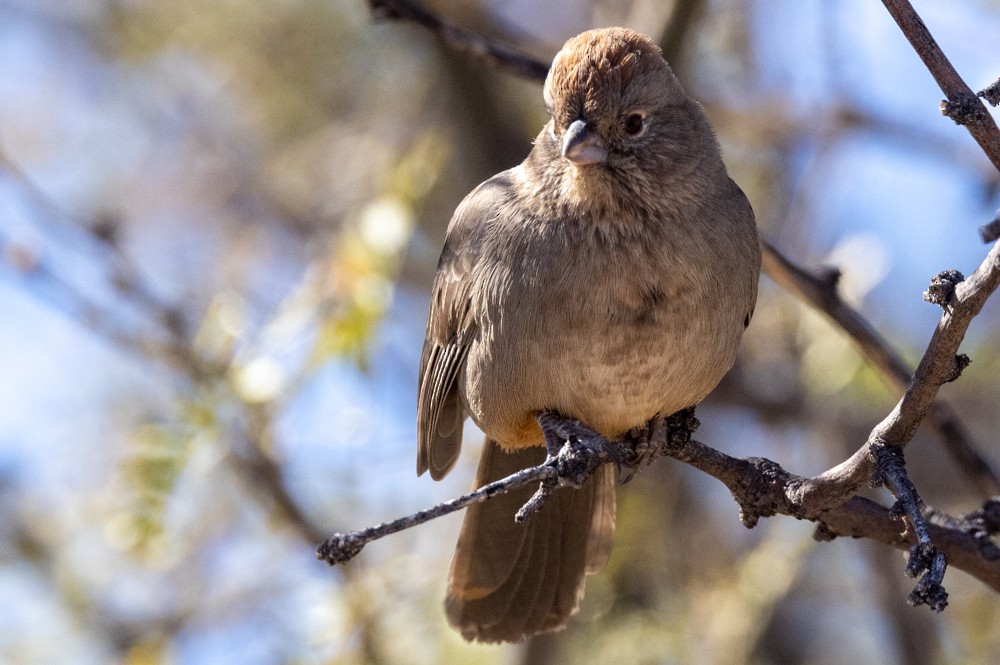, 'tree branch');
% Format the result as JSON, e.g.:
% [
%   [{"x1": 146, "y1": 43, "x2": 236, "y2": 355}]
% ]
[
  {"x1": 763, "y1": 242, "x2": 1000, "y2": 497},
  {"x1": 319, "y1": 462, "x2": 553, "y2": 564},
  {"x1": 660, "y1": 431, "x2": 1000, "y2": 594},
  {"x1": 319, "y1": 407, "x2": 1000, "y2": 596},
  {"x1": 880, "y1": 0, "x2": 1000, "y2": 172},
  {"x1": 786, "y1": 239, "x2": 1000, "y2": 514},
  {"x1": 817, "y1": 497, "x2": 1000, "y2": 593}
]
